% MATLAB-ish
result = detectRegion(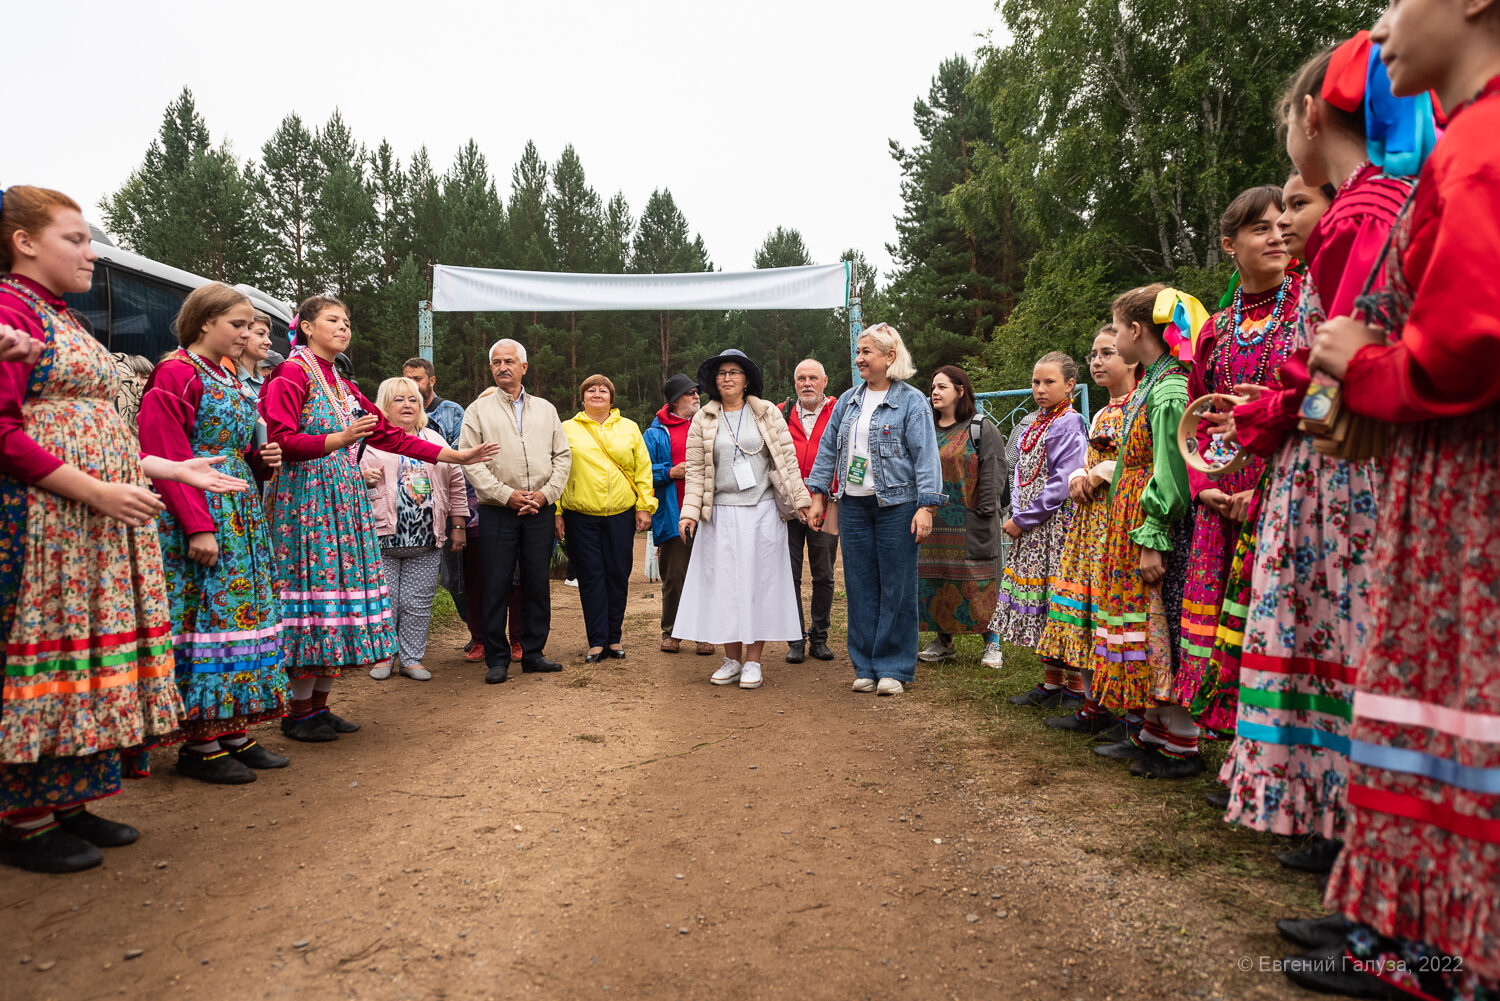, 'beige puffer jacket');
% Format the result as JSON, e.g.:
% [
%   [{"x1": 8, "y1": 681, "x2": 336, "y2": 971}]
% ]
[{"x1": 680, "y1": 396, "x2": 811, "y2": 523}]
